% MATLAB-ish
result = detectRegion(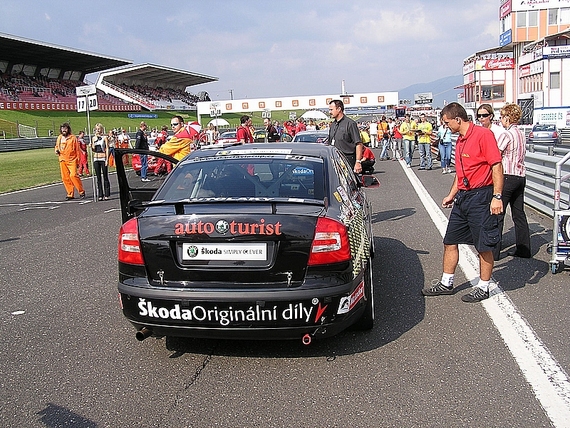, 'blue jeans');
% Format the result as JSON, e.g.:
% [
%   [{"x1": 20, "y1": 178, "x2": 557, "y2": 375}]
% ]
[
  {"x1": 439, "y1": 142, "x2": 452, "y2": 169},
  {"x1": 380, "y1": 137, "x2": 390, "y2": 159},
  {"x1": 418, "y1": 143, "x2": 432, "y2": 169},
  {"x1": 140, "y1": 154, "x2": 148, "y2": 178},
  {"x1": 403, "y1": 139, "x2": 414, "y2": 165}
]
